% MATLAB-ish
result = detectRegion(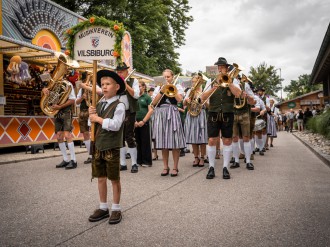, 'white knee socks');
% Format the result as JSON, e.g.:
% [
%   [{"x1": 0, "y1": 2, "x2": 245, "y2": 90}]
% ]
[
  {"x1": 59, "y1": 142, "x2": 69, "y2": 162},
  {"x1": 127, "y1": 147, "x2": 137, "y2": 165},
  {"x1": 207, "y1": 145, "x2": 216, "y2": 168},
  {"x1": 67, "y1": 142, "x2": 76, "y2": 162},
  {"x1": 244, "y1": 142, "x2": 252, "y2": 163},
  {"x1": 223, "y1": 145, "x2": 233, "y2": 168},
  {"x1": 120, "y1": 147, "x2": 126, "y2": 166},
  {"x1": 232, "y1": 142, "x2": 240, "y2": 162}
]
